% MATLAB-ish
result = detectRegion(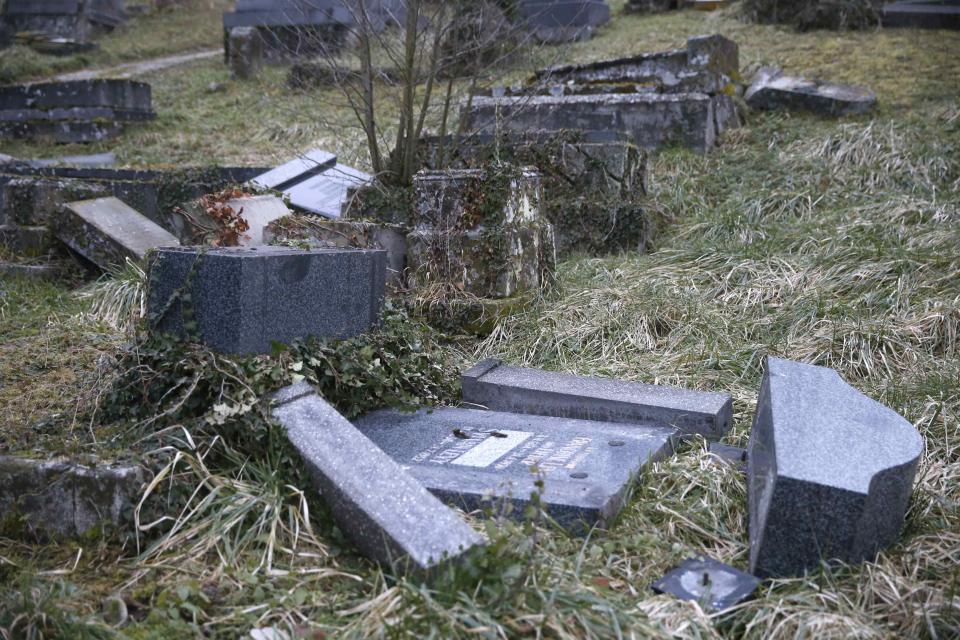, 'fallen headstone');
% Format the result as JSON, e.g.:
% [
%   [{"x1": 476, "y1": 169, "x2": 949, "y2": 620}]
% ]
[
  {"x1": 222, "y1": 194, "x2": 291, "y2": 246},
  {"x1": 462, "y1": 359, "x2": 733, "y2": 439},
  {"x1": 0, "y1": 79, "x2": 156, "y2": 143},
  {"x1": 882, "y1": 1, "x2": 960, "y2": 29},
  {"x1": 745, "y1": 67, "x2": 877, "y2": 117},
  {"x1": 147, "y1": 246, "x2": 387, "y2": 354},
  {"x1": 515, "y1": 0, "x2": 611, "y2": 43},
  {"x1": 651, "y1": 556, "x2": 759, "y2": 611},
  {"x1": 0, "y1": 456, "x2": 143, "y2": 540},
  {"x1": 249, "y1": 149, "x2": 337, "y2": 191},
  {"x1": 248, "y1": 150, "x2": 370, "y2": 218},
  {"x1": 353, "y1": 406, "x2": 678, "y2": 533},
  {"x1": 271, "y1": 382, "x2": 484, "y2": 575},
  {"x1": 748, "y1": 357, "x2": 924, "y2": 578},
  {"x1": 55, "y1": 197, "x2": 180, "y2": 270}
]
